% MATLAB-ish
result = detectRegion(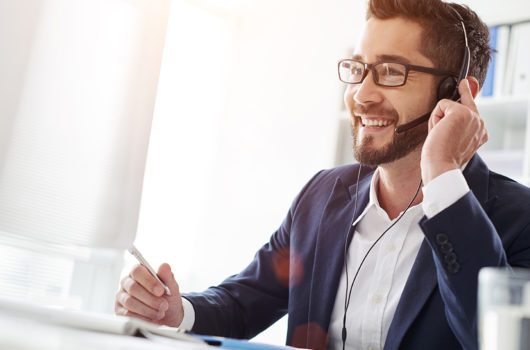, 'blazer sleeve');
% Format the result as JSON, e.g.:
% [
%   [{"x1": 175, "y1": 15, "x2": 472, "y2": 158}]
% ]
[
  {"x1": 182, "y1": 170, "x2": 324, "y2": 339},
  {"x1": 419, "y1": 189, "x2": 530, "y2": 350}
]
